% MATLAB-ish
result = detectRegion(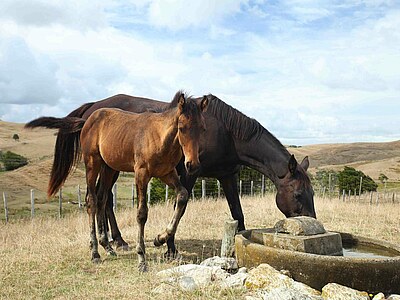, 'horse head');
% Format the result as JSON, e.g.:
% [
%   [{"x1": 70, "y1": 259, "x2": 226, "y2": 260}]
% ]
[
  {"x1": 177, "y1": 94, "x2": 208, "y2": 175},
  {"x1": 276, "y1": 155, "x2": 316, "y2": 218}
]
